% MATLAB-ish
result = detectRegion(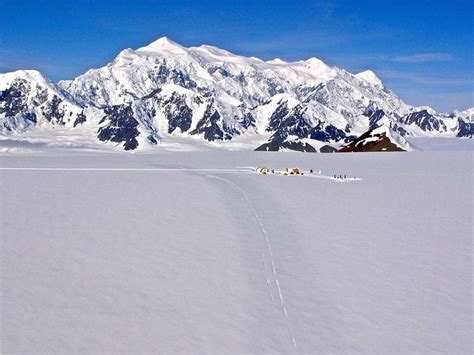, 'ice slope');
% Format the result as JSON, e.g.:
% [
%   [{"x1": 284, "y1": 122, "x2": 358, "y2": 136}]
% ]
[{"x1": 1, "y1": 149, "x2": 472, "y2": 353}]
